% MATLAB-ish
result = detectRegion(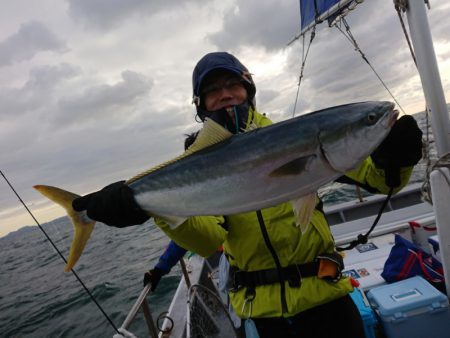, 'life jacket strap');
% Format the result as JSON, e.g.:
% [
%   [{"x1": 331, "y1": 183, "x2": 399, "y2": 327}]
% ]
[
  {"x1": 230, "y1": 252, "x2": 344, "y2": 291},
  {"x1": 231, "y1": 262, "x2": 318, "y2": 290}
]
